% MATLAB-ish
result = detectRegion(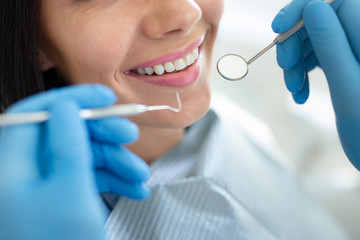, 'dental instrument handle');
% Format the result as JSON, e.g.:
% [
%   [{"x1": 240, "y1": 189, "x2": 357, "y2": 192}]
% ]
[
  {"x1": 80, "y1": 104, "x2": 148, "y2": 119},
  {"x1": 0, "y1": 104, "x2": 148, "y2": 126},
  {"x1": 247, "y1": 20, "x2": 303, "y2": 65},
  {"x1": 0, "y1": 92, "x2": 181, "y2": 126},
  {"x1": 247, "y1": 0, "x2": 335, "y2": 65},
  {"x1": 247, "y1": 40, "x2": 277, "y2": 65}
]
